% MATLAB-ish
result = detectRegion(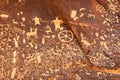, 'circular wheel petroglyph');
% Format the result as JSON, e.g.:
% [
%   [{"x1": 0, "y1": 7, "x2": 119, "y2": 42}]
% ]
[{"x1": 58, "y1": 30, "x2": 73, "y2": 42}]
